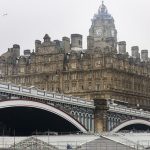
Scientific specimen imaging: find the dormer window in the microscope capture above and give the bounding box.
[43,34,51,42]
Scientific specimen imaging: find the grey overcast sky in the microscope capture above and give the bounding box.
[0,0,150,55]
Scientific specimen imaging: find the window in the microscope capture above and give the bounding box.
[20,67,25,73]
[88,72,92,79]
[50,75,54,81]
[95,61,101,67]
[88,82,92,90]
[82,85,84,90]
[96,71,101,78]
[78,73,83,79]
[65,84,69,91]
[51,85,54,91]
[71,74,77,80]
[71,63,76,69]
[72,83,77,91]
[96,84,100,91]
[79,83,84,90]
[64,74,69,80]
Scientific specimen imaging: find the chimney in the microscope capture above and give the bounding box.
[141,50,148,62]
[35,40,41,52]
[118,41,126,54]
[131,46,140,58]
[71,34,83,51]
[87,36,94,50]
[12,44,20,57]
[62,37,70,52]
[24,49,31,56]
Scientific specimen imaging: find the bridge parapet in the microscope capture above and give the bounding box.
[108,104,150,119]
[0,82,94,109]
[106,104,150,131]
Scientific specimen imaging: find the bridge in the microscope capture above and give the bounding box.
[106,101,150,132]
[0,82,150,135]
[0,82,95,135]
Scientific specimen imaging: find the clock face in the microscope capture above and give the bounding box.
[96,29,102,36]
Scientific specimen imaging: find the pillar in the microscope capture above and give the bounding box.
[94,99,108,132]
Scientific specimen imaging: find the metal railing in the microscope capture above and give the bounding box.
[108,104,150,119]
[0,135,141,150]
[0,82,94,109]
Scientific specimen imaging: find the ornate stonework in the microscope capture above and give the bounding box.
[1,2,150,132]
[89,1,117,48]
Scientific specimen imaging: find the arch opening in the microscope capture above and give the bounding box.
[112,119,150,133]
[119,124,150,132]
[0,100,86,136]
[0,107,80,136]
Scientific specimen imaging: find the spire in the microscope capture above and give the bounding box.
[91,1,113,22]
[98,1,107,14]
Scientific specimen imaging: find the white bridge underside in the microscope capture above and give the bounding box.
[112,119,150,132]
[0,100,87,133]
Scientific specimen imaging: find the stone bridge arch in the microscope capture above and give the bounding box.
[0,100,87,133]
[111,119,150,133]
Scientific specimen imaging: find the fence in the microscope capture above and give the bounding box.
[0,135,144,150]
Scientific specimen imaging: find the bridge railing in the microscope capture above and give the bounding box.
[0,82,95,108]
[108,104,150,119]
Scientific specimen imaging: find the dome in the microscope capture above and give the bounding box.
[98,1,108,14]
[91,1,113,21]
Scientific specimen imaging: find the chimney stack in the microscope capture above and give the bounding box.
[118,41,126,54]
[24,49,31,56]
[71,34,83,51]
[131,46,140,58]
[62,37,70,52]
[141,50,148,62]
[87,36,94,50]
[35,40,41,52]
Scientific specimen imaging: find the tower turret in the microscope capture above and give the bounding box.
[89,1,117,48]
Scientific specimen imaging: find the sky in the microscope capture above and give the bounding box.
[0,0,150,56]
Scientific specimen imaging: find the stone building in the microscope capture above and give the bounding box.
[1,2,150,132]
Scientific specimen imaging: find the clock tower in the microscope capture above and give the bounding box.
[89,1,117,49]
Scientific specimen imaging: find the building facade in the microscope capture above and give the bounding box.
[1,2,150,132]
